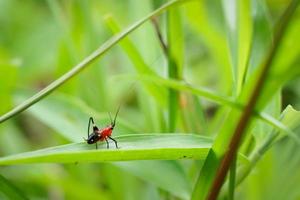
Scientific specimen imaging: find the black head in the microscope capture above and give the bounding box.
[86,133,100,144]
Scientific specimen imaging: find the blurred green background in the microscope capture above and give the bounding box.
[0,0,300,199]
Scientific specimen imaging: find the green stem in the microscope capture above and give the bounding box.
[228,155,237,200]
[167,8,182,132]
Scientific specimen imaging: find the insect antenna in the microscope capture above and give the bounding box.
[108,112,113,125]
[112,104,121,128]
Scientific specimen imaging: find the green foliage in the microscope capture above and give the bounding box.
[0,0,300,199]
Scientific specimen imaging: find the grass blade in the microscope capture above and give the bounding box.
[0,134,212,165]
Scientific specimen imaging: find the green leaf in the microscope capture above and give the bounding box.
[0,134,212,165]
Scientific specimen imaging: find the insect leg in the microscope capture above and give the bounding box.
[105,138,109,149]
[95,142,98,149]
[108,136,118,149]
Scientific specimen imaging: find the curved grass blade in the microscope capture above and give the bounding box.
[0,134,212,165]
[0,0,187,123]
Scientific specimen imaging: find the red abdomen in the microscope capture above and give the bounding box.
[98,127,113,141]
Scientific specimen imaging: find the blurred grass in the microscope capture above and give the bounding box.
[0,0,300,200]
[0,174,28,200]
[0,0,183,123]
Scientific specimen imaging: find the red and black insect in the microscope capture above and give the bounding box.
[85,107,120,149]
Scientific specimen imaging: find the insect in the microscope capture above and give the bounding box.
[85,106,120,149]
